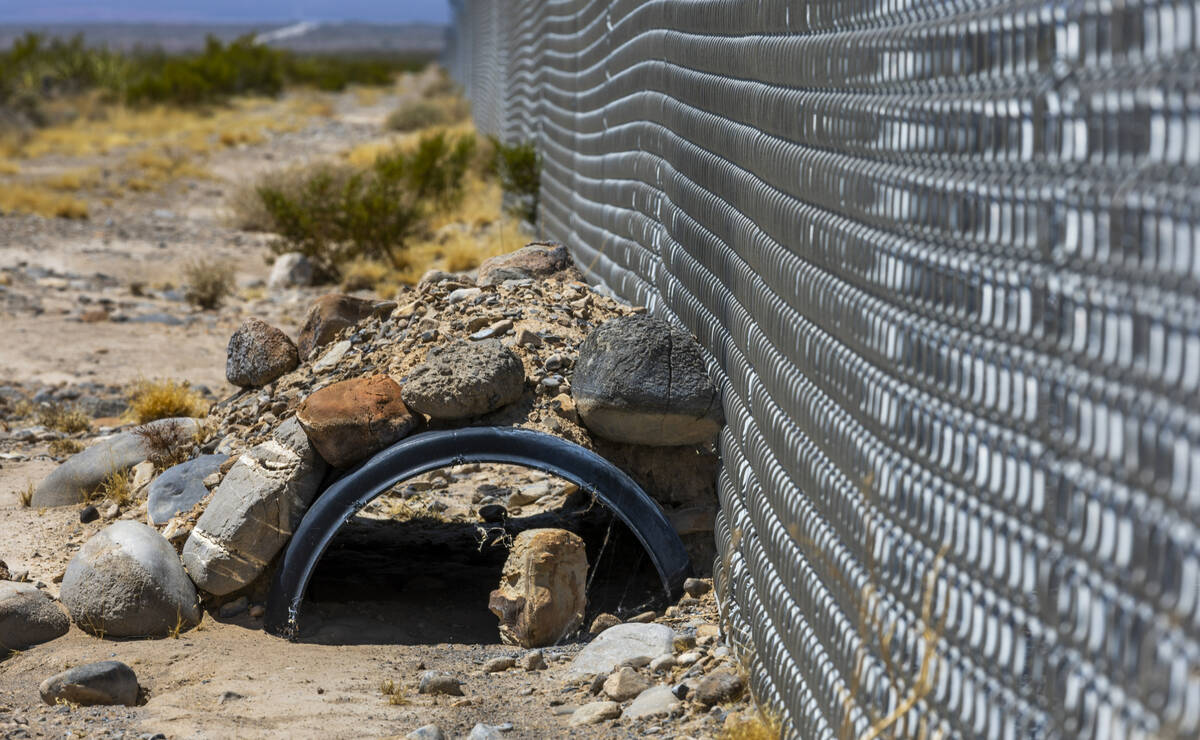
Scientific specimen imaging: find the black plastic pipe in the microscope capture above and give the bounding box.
[264,426,692,638]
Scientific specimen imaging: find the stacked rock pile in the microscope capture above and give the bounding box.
[3,243,727,691]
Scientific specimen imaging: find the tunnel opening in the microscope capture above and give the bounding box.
[264,427,691,643]
[296,464,665,645]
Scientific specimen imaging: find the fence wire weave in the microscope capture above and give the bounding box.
[448,1,1200,737]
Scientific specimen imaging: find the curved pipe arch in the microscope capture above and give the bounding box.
[265,427,692,638]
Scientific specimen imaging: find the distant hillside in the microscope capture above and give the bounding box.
[0,22,447,56]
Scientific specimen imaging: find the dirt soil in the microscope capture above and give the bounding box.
[0,82,748,739]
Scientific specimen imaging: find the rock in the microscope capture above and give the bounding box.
[218,690,245,704]
[467,724,506,740]
[311,340,351,373]
[695,672,745,705]
[569,701,621,727]
[477,243,570,287]
[226,318,299,388]
[469,319,513,341]
[483,656,515,673]
[296,375,417,468]
[590,613,620,634]
[478,504,507,523]
[682,578,712,598]
[629,610,658,623]
[622,685,681,720]
[297,294,395,359]
[447,287,481,304]
[182,419,326,596]
[32,418,202,507]
[514,328,542,347]
[649,655,677,673]
[520,649,547,671]
[603,667,652,702]
[267,253,314,290]
[79,504,99,523]
[146,455,227,525]
[488,529,586,648]
[130,461,155,492]
[572,316,723,446]
[39,661,139,707]
[218,596,248,618]
[100,502,120,519]
[61,521,200,637]
[677,651,702,666]
[405,725,446,740]
[0,561,8,581]
[0,581,69,650]
[418,671,463,696]
[565,623,675,679]
[402,340,525,420]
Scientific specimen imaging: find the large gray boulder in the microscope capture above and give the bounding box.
[60,521,201,637]
[147,454,227,525]
[401,340,525,420]
[0,581,69,651]
[182,418,326,596]
[32,417,203,508]
[564,623,675,679]
[39,661,139,706]
[226,318,299,388]
[572,316,723,446]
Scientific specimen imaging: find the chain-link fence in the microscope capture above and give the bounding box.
[447,1,1200,737]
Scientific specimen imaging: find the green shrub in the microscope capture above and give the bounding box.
[256,132,476,277]
[489,137,541,224]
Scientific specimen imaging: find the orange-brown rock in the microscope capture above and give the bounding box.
[476,242,570,287]
[295,375,417,468]
[297,294,396,359]
[488,528,587,647]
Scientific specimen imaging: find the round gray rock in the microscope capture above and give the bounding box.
[565,623,675,679]
[147,454,227,525]
[61,521,201,637]
[401,340,525,420]
[0,581,69,651]
[267,252,314,290]
[39,661,138,707]
[226,317,299,388]
[572,315,723,446]
[32,417,203,508]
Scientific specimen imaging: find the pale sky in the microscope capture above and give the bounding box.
[0,1,451,24]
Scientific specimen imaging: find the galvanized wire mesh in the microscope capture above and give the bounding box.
[448,1,1200,737]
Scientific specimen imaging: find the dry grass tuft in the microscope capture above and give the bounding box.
[183,259,235,310]
[378,679,410,705]
[48,439,86,457]
[385,96,470,133]
[126,379,208,424]
[95,468,133,506]
[0,185,89,219]
[0,159,19,175]
[18,483,34,507]
[340,258,398,293]
[36,403,91,434]
[44,168,100,192]
[134,419,197,471]
[719,710,783,740]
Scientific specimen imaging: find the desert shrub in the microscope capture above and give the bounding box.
[48,438,86,457]
[340,259,395,291]
[125,35,285,106]
[489,137,541,224]
[183,259,235,310]
[94,468,133,506]
[256,132,476,277]
[385,96,469,132]
[126,379,208,423]
[36,402,91,433]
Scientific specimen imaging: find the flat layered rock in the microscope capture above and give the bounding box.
[182,418,326,596]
